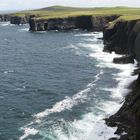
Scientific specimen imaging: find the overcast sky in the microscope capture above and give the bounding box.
[0,0,140,11]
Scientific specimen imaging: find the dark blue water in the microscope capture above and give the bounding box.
[0,22,133,140]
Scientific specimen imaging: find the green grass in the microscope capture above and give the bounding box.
[108,14,140,29]
[11,6,140,21]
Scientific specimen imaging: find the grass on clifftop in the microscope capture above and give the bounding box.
[11,6,140,21]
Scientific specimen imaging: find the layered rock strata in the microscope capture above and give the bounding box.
[29,15,118,31]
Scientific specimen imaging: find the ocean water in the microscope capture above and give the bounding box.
[0,22,138,140]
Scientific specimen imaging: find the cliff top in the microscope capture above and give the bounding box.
[11,6,140,21]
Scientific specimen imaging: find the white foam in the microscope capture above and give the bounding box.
[84,33,138,140]
[86,120,119,140]
[0,22,10,26]
[53,103,119,140]
[74,33,96,37]
[53,32,138,140]
[63,69,137,140]
[19,128,38,140]
[19,69,103,140]
[66,44,79,50]
[18,28,29,32]
[75,32,103,38]
[86,73,137,140]
[4,70,14,74]
[35,69,103,119]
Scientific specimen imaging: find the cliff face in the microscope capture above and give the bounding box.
[0,15,29,25]
[0,14,118,29]
[103,20,140,56]
[135,26,140,62]
[29,15,118,31]
[0,15,11,22]
[10,16,27,25]
[103,20,140,140]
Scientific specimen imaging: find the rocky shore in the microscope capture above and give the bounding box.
[103,19,140,140]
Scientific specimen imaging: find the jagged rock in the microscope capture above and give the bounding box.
[113,55,134,64]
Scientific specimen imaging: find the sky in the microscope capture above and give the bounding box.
[0,0,140,11]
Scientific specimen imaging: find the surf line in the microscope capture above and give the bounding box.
[19,69,103,140]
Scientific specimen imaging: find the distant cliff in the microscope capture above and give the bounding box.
[103,19,140,140]
[0,15,11,22]
[29,15,118,31]
[10,16,28,25]
[0,14,30,25]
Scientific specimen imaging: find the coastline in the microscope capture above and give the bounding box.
[0,10,140,139]
[88,36,138,140]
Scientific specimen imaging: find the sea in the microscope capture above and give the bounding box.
[0,22,138,140]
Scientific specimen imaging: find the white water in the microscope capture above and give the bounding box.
[18,27,29,32]
[19,69,103,140]
[19,32,138,140]
[0,21,10,26]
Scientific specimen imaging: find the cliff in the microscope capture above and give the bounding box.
[0,15,11,22]
[103,19,140,56]
[10,16,28,25]
[103,19,140,140]
[0,14,29,25]
[29,15,118,31]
